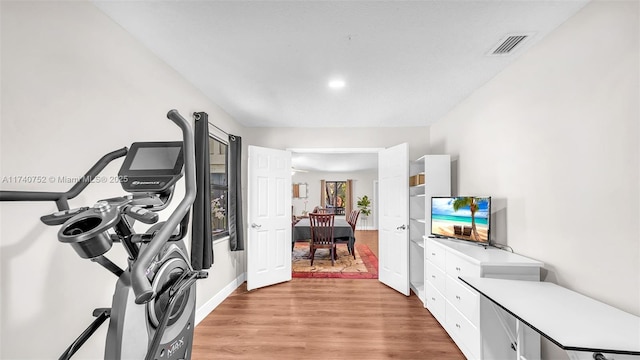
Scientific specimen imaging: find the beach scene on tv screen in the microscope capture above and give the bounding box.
[432,197,490,243]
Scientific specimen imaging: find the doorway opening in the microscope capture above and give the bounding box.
[289,148,380,278]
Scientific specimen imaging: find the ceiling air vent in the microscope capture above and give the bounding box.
[488,33,533,55]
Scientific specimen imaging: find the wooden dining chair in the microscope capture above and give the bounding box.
[348,210,360,232]
[311,206,329,214]
[309,213,335,266]
[346,210,359,258]
[334,210,359,259]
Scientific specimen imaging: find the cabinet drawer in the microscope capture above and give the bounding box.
[425,281,445,325]
[426,239,446,270]
[445,276,479,326]
[426,260,446,294]
[446,302,481,360]
[446,251,480,278]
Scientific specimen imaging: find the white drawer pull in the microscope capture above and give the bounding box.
[456,323,461,328]
[455,295,461,300]
[455,266,461,271]
[431,297,436,301]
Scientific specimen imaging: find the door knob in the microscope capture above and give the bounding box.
[397,224,406,230]
[251,223,262,229]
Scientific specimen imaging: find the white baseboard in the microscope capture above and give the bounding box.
[194,272,246,326]
[356,226,378,230]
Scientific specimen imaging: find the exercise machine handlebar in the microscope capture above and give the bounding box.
[0,148,128,211]
[131,109,196,304]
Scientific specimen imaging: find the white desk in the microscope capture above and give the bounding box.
[460,277,640,360]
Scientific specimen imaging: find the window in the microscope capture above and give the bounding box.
[324,181,346,215]
[210,136,228,239]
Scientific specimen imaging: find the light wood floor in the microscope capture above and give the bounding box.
[192,230,464,360]
[354,229,378,258]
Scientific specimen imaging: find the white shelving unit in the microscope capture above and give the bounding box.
[409,155,451,304]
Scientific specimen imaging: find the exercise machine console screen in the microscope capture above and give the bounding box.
[119,141,184,193]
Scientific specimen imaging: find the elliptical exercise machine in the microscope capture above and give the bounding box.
[0,110,207,360]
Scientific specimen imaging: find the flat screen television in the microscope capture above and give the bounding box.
[431,196,491,244]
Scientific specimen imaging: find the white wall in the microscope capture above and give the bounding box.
[245,126,431,162]
[1,1,245,359]
[429,1,639,358]
[292,169,377,229]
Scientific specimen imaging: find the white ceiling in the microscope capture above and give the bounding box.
[92,1,589,172]
[92,0,589,129]
[290,149,380,173]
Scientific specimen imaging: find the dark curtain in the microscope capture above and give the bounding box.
[191,111,213,270]
[228,134,244,251]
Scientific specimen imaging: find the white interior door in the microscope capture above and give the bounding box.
[378,143,409,295]
[247,146,292,291]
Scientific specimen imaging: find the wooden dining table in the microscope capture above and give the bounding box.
[292,218,355,256]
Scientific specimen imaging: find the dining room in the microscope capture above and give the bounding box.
[290,149,380,278]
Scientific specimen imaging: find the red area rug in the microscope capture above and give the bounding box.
[292,242,378,279]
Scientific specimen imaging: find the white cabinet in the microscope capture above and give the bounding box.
[409,155,451,303]
[425,237,543,360]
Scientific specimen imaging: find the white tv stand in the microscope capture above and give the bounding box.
[424,237,543,360]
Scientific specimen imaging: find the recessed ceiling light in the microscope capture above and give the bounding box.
[328,79,346,89]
